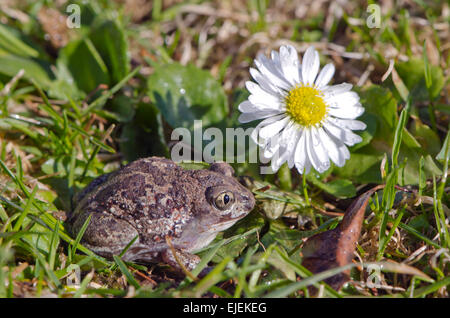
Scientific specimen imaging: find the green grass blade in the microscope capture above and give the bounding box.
[113,255,140,289]
[48,220,61,271]
[70,214,92,262]
[398,222,441,249]
[263,263,354,298]
[413,276,450,298]
[82,66,142,115]
[73,271,94,298]
[192,256,231,297]
[377,206,405,260]
[12,186,37,232]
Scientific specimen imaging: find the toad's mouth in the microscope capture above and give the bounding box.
[206,213,247,233]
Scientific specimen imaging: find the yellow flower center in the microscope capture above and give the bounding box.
[285,85,327,127]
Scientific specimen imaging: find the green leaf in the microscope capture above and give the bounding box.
[411,121,442,156]
[148,63,228,131]
[41,157,100,179]
[261,220,306,254]
[349,112,377,151]
[336,85,441,185]
[436,130,449,162]
[396,58,445,101]
[105,94,136,123]
[89,19,130,84]
[57,38,110,94]
[0,23,40,58]
[48,59,86,100]
[307,176,357,199]
[201,212,265,264]
[334,146,384,184]
[119,102,169,162]
[360,85,398,141]
[392,101,410,167]
[266,247,296,281]
[0,54,54,89]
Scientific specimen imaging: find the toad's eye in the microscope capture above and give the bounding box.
[214,192,235,210]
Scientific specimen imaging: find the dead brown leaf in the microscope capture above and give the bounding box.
[301,185,384,290]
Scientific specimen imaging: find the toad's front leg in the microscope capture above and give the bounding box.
[161,248,201,273]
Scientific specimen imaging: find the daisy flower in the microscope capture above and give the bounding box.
[238,45,366,174]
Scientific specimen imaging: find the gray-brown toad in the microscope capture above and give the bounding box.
[67,157,255,273]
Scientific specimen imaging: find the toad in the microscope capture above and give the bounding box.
[67,157,255,273]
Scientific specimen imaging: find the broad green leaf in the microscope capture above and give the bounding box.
[0,23,40,58]
[349,112,377,151]
[266,247,296,281]
[397,147,442,184]
[251,180,308,220]
[89,19,130,84]
[0,54,54,89]
[261,220,306,255]
[202,212,265,263]
[57,38,110,94]
[396,58,445,101]
[408,214,430,233]
[336,85,441,184]
[105,94,136,123]
[41,157,99,178]
[48,59,86,100]
[411,121,442,156]
[119,102,169,162]
[148,63,228,131]
[360,85,398,141]
[334,146,384,184]
[436,130,449,162]
[307,176,357,199]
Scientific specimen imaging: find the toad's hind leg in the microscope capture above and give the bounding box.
[70,212,141,259]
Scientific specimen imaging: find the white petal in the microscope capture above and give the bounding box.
[328,117,367,131]
[303,156,312,174]
[323,83,353,97]
[323,120,362,146]
[255,54,291,90]
[250,114,287,145]
[246,82,283,110]
[317,127,347,167]
[315,63,335,88]
[311,128,331,172]
[264,135,281,158]
[259,116,290,140]
[238,100,261,113]
[271,149,286,172]
[327,105,364,119]
[276,121,299,167]
[272,122,301,170]
[286,126,302,168]
[305,128,330,173]
[248,95,283,112]
[280,45,300,85]
[238,109,282,123]
[325,91,360,109]
[249,68,281,95]
[271,50,282,69]
[294,129,307,173]
[301,47,320,85]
